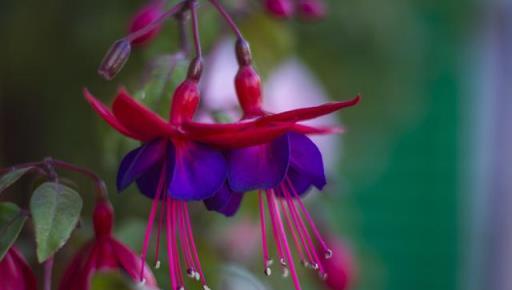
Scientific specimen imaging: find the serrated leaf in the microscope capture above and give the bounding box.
[0,202,27,261]
[30,182,82,262]
[0,167,32,194]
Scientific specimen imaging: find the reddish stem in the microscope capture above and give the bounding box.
[208,0,244,40]
[43,257,54,290]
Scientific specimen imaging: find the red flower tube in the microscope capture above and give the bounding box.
[0,247,37,290]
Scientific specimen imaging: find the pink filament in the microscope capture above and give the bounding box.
[265,190,285,261]
[266,190,302,290]
[139,163,167,281]
[178,203,196,273]
[282,184,324,273]
[286,178,330,254]
[154,198,166,266]
[165,198,177,289]
[182,203,207,285]
[258,191,270,266]
[279,197,306,262]
[171,201,184,287]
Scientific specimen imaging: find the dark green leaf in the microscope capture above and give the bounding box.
[0,202,27,261]
[0,167,32,194]
[30,182,82,262]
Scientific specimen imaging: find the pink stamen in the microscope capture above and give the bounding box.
[182,203,208,287]
[266,191,302,290]
[171,201,185,288]
[258,191,271,274]
[154,198,166,268]
[178,203,196,277]
[165,198,178,290]
[140,163,167,281]
[281,184,316,266]
[265,190,285,262]
[279,197,306,263]
[286,178,331,256]
[282,185,325,273]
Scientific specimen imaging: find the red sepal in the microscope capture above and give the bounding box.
[112,88,180,140]
[257,96,360,124]
[191,123,294,148]
[83,88,144,140]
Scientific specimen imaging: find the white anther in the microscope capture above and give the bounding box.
[155,260,161,269]
[264,267,272,276]
[325,249,333,259]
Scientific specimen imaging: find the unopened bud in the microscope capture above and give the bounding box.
[298,0,327,20]
[93,199,114,237]
[129,2,164,45]
[264,0,294,18]
[235,65,264,118]
[98,39,131,80]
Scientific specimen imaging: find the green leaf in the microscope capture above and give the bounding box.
[0,167,32,194]
[0,202,27,261]
[30,182,83,262]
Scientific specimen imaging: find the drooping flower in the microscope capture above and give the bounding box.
[0,247,37,290]
[58,200,158,290]
[204,39,359,290]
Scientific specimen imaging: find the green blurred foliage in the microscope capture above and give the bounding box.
[0,0,470,290]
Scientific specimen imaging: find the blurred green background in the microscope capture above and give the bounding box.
[0,0,478,290]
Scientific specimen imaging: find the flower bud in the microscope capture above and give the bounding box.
[170,79,200,124]
[97,39,131,80]
[235,65,264,118]
[128,1,164,45]
[93,199,114,237]
[264,0,294,18]
[0,247,37,290]
[298,0,327,20]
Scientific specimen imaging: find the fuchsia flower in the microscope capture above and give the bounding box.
[129,1,165,46]
[0,247,37,290]
[204,40,359,290]
[85,47,351,287]
[58,200,157,290]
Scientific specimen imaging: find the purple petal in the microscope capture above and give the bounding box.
[169,142,227,200]
[117,139,167,191]
[204,183,244,217]
[136,145,175,199]
[227,134,290,192]
[286,133,326,195]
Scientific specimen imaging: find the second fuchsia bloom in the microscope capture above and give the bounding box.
[0,247,37,290]
[58,200,157,290]
[204,39,359,290]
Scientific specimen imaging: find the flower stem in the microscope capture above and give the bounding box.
[43,257,54,290]
[189,0,202,58]
[0,158,109,199]
[208,0,244,40]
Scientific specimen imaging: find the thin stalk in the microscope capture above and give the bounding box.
[208,0,244,40]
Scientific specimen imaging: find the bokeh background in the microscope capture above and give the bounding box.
[1,0,510,289]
